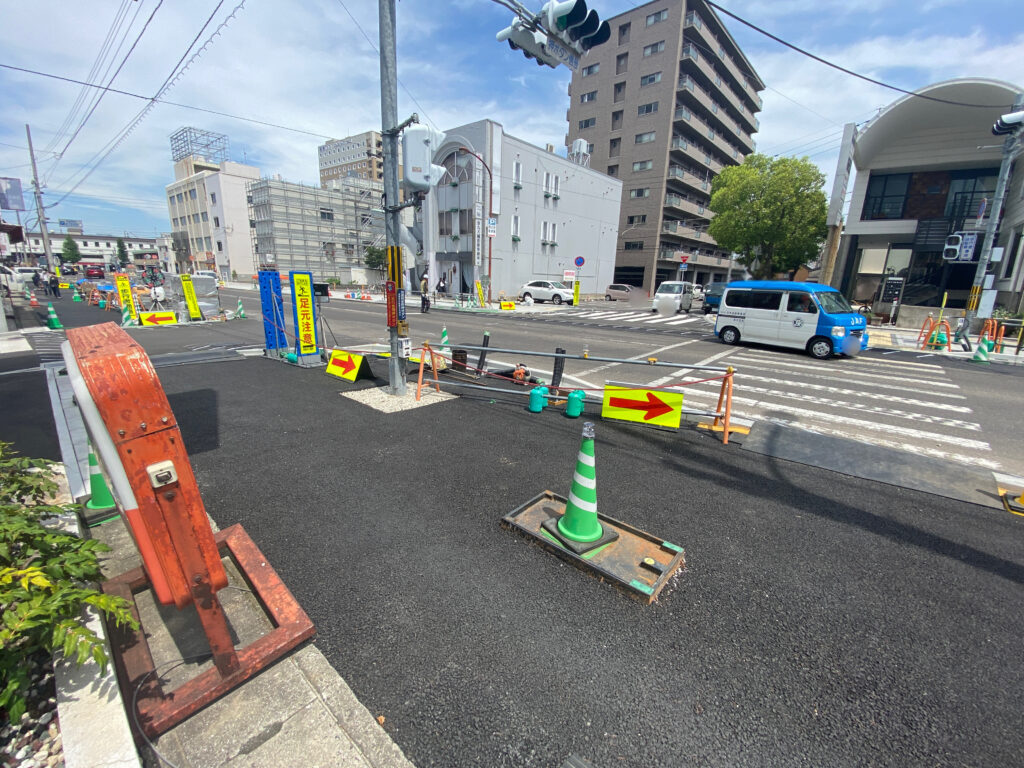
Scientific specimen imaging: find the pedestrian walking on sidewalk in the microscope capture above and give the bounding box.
[436,275,447,296]
[420,274,430,313]
[49,273,61,298]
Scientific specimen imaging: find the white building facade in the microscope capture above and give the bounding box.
[419,119,622,299]
[166,157,260,280]
[22,232,156,268]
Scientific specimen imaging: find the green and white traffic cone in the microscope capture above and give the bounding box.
[236,298,246,319]
[971,342,990,364]
[440,326,450,353]
[72,285,83,302]
[84,448,116,513]
[45,302,64,330]
[557,422,604,543]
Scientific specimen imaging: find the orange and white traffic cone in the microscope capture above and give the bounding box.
[29,290,39,307]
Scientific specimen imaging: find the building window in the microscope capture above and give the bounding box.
[176,193,184,204]
[646,9,668,25]
[192,213,200,223]
[213,216,220,227]
[552,176,560,196]
[638,102,659,116]
[611,111,623,131]
[635,131,656,144]
[210,192,217,204]
[630,188,650,198]
[216,241,223,252]
[511,215,521,237]
[204,237,212,250]
[633,160,653,172]
[640,72,662,87]
[578,117,596,130]
[320,207,334,221]
[542,221,550,242]
[627,214,647,225]
[106,241,111,247]
[201,211,208,222]
[609,137,621,157]
[189,189,197,200]
[616,53,628,74]
[624,241,644,250]
[618,22,630,44]
[513,161,522,185]
[544,172,552,193]
[862,173,910,220]
[587,143,595,153]
[608,165,619,177]
[643,41,665,57]
[582,63,599,77]
[580,90,597,103]
[613,82,626,103]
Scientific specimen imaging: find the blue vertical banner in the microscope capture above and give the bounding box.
[258,270,287,352]
[289,270,321,358]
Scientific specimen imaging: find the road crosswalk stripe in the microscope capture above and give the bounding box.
[643,314,688,324]
[727,355,961,389]
[673,379,980,431]
[664,316,699,325]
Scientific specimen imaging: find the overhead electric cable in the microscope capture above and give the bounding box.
[703,0,1009,109]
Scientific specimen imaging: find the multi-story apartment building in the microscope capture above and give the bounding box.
[21,232,156,267]
[565,0,764,292]
[165,156,260,280]
[247,176,384,283]
[318,131,384,187]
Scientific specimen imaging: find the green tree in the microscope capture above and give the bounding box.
[364,245,387,273]
[61,236,81,264]
[708,154,827,279]
[115,238,129,268]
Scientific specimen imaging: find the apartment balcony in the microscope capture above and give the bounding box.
[664,193,713,219]
[666,165,712,197]
[673,106,744,163]
[678,72,758,138]
[683,11,762,114]
[661,220,715,244]
[677,59,755,153]
[670,133,724,175]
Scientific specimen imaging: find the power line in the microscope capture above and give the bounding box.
[0,63,332,140]
[704,0,1010,109]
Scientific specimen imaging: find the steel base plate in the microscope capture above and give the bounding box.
[1002,493,1024,517]
[502,491,685,604]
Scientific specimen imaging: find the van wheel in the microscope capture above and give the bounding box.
[808,337,833,359]
[552,295,563,305]
[720,326,740,345]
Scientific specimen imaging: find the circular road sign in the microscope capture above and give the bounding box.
[574,256,585,267]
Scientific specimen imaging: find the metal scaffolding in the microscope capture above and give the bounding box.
[170,127,230,164]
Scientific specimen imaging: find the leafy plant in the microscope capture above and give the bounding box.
[0,443,138,723]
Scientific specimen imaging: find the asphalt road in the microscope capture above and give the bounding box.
[8,291,1024,767]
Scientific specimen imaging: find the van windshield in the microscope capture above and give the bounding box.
[656,283,684,295]
[817,291,854,314]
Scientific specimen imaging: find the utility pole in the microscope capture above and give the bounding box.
[965,94,1024,329]
[379,0,405,394]
[26,125,54,269]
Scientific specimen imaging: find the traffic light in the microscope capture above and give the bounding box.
[402,125,447,194]
[942,233,963,261]
[543,0,610,51]
[496,18,561,68]
[992,109,1024,136]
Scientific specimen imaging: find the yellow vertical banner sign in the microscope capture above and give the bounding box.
[179,274,203,320]
[115,275,138,321]
[475,280,486,307]
[291,272,318,355]
[573,280,580,306]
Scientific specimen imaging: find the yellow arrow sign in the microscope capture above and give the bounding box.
[601,385,683,429]
[326,349,364,381]
[139,311,178,327]
[500,301,516,310]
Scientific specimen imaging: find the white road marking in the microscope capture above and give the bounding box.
[647,348,740,386]
[643,314,688,324]
[727,355,961,389]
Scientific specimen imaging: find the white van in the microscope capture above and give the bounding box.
[650,281,694,314]
[715,281,869,359]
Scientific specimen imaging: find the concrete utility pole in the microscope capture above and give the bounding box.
[379,0,405,395]
[965,93,1024,329]
[25,125,54,269]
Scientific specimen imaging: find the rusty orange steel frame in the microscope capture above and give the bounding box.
[65,323,314,738]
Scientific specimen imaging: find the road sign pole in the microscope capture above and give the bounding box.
[379,0,405,394]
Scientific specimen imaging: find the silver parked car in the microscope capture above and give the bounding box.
[519,280,574,305]
[650,281,694,313]
[605,283,637,301]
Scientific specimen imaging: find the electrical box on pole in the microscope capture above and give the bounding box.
[402,125,447,194]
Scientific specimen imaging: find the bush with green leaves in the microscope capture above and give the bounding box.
[0,443,138,723]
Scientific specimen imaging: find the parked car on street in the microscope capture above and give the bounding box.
[650,280,694,313]
[519,280,574,305]
[84,265,105,279]
[702,282,726,314]
[604,283,637,301]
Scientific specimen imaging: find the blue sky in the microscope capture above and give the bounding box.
[0,0,1021,239]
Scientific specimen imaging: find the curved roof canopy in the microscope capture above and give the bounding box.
[854,79,1022,169]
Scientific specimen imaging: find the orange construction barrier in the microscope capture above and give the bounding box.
[65,323,314,737]
[710,366,737,445]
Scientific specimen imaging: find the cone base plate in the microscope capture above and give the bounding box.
[502,490,686,604]
[541,515,619,555]
[1002,493,1024,517]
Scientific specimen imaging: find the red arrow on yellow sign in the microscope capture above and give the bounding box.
[601,385,683,429]
[326,349,364,381]
[139,311,178,326]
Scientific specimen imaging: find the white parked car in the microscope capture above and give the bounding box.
[650,281,694,313]
[519,280,574,305]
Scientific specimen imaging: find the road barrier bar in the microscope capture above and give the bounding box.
[448,344,733,373]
